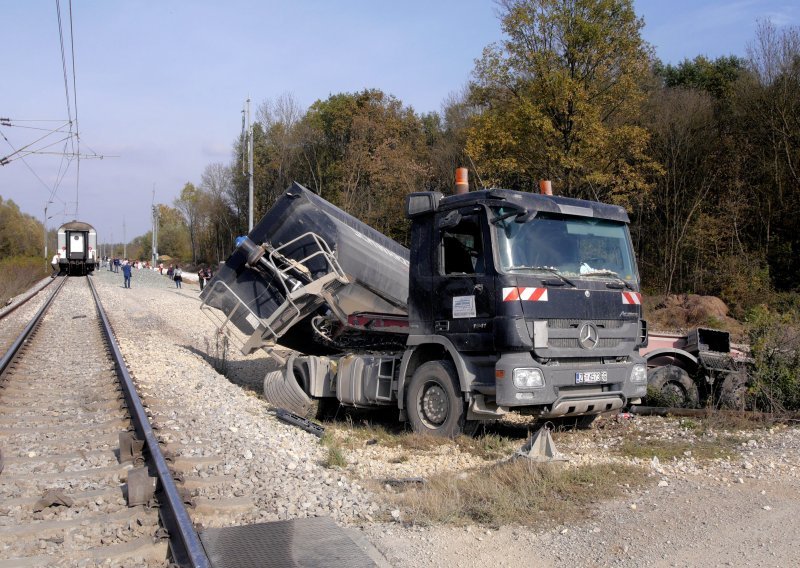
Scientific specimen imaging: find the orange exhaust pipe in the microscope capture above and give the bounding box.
[539,180,552,196]
[455,167,469,195]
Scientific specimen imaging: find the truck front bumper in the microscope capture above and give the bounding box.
[494,352,648,416]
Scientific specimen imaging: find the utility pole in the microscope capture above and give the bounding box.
[123,217,127,259]
[246,96,254,232]
[151,188,159,268]
[43,200,54,266]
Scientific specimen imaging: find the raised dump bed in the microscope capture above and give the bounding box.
[200,182,411,356]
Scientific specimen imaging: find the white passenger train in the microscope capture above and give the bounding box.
[57,221,97,275]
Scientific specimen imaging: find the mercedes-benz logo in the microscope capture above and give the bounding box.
[578,322,599,349]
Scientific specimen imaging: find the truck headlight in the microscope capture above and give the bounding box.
[513,368,544,389]
[630,364,647,384]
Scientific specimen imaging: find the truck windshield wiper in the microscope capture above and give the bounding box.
[508,265,576,287]
[581,269,635,290]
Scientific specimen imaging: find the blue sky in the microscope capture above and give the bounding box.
[2,0,799,244]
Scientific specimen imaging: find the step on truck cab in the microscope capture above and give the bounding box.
[201,179,649,436]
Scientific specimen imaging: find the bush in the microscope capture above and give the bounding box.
[746,305,800,413]
[0,256,47,306]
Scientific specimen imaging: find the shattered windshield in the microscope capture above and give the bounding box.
[492,208,639,286]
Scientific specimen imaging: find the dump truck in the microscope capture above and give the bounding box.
[200,176,650,436]
[642,328,750,409]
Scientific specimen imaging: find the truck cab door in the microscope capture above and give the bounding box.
[432,209,495,352]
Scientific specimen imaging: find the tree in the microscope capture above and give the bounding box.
[0,196,43,258]
[156,204,191,261]
[467,0,656,205]
[654,55,746,100]
[174,182,202,264]
[200,163,236,263]
[296,89,429,241]
[737,21,800,290]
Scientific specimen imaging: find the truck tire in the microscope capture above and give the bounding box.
[718,371,749,410]
[406,361,472,438]
[647,365,700,408]
[264,369,313,417]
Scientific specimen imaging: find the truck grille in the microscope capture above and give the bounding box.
[549,338,621,349]
[547,319,623,329]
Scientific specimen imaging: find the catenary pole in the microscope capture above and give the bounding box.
[247,96,254,232]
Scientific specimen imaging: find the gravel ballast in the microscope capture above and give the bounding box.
[87,266,800,567]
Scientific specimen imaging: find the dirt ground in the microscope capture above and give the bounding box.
[359,417,800,567]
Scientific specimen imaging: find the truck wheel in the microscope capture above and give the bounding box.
[647,365,700,408]
[406,361,470,438]
[264,368,313,417]
[718,371,749,410]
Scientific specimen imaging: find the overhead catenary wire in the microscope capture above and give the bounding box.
[68,0,80,216]
[0,129,68,204]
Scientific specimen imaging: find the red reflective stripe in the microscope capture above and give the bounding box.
[530,288,547,302]
[622,292,642,305]
[504,287,548,302]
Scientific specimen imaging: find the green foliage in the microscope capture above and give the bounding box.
[467,0,656,207]
[0,255,47,305]
[746,305,800,413]
[0,197,44,259]
[156,204,191,261]
[654,55,746,99]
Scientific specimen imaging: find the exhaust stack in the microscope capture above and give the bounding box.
[539,180,553,196]
[454,167,469,195]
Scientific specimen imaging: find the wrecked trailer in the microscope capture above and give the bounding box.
[201,182,411,358]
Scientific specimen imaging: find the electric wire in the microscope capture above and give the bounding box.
[69,0,80,216]
[0,128,68,204]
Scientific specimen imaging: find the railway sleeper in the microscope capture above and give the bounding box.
[0,536,169,568]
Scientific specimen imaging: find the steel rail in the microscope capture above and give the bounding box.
[86,275,210,568]
[0,275,57,321]
[0,275,67,376]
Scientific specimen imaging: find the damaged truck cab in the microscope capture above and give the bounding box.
[201,182,649,436]
[403,189,648,433]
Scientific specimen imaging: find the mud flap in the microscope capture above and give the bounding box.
[263,356,313,416]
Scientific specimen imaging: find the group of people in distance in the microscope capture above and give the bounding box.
[91,257,214,291]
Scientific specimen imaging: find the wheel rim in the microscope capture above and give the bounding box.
[418,381,448,428]
[662,381,690,407]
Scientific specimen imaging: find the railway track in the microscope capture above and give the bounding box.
[0,277,58,365]
[0,276,208,567]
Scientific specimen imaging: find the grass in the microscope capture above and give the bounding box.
[320,433,348,468]
[387,460,647,527]
[616,435,742,462]
[324,420,517,460]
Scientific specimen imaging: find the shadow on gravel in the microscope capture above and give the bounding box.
[182,343,593,442]
[182,344,274,396]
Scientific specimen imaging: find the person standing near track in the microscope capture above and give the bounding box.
[122,261,132,288]
[50,252,60,277]
[174,265,183,289]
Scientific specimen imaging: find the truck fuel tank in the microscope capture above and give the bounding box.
[201,183,410,356]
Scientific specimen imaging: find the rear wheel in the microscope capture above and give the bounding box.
[718,371,750,410]
[406,361,473,438]
[647,365,700,408]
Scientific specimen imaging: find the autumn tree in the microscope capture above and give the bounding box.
[200,162,236,263]
[174,182,203,265]
[0,197,43,258]
[155,204,191,261]
[467,0,655,205]
[296,89,429,241]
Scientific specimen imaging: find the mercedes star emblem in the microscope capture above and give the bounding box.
[578,322,599,349]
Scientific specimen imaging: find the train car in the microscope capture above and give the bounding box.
[57,221,97,275]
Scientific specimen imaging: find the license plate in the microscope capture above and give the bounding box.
[575,371,608,384]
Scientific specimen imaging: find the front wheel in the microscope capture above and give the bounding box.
[406,361,472,438]
[647,365,700,408]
